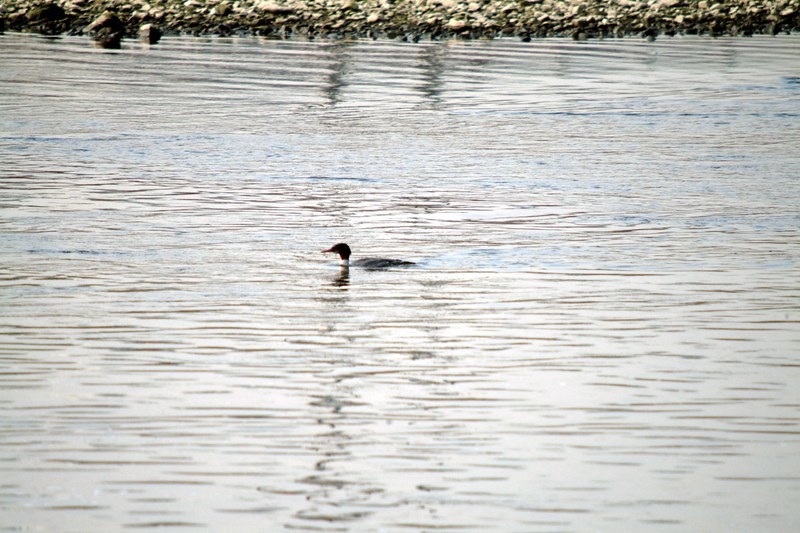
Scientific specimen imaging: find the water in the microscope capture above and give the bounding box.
[1,32,799,532]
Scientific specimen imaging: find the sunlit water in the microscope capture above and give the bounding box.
[1,32,799,532]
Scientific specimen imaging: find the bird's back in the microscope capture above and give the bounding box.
[352,257,415,269]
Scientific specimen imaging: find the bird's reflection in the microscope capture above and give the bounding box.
[331,265,350,287]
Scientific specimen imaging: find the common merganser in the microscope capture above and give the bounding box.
[322,243,415,269]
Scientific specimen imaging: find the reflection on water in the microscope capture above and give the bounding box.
[1,33,799,532]
[331,266,351,287]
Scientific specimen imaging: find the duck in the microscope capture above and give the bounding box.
[322,243,415,269]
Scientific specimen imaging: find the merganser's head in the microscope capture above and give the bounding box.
[322,243,352,264]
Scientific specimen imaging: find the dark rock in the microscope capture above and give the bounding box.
[24,3,67,35]
[27,3,65,24]
[139,23,161,44]
[93,27,122,48]
[86,11,125,35]
[215,23,233,36]
[642,27,658,41]
[86,12,125,48]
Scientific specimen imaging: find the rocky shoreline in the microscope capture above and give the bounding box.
[1,0,799,42]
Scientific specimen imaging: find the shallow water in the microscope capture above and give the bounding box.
[1,32,799,532]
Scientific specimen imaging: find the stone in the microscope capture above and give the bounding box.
[86,12,125,47]
[28,4,66,23]
[139,23,161,43]
[255,1,294,14]
[4,0,799,40]
[215,3,232,16]
[445,18,469,31]
[86,11,125,35]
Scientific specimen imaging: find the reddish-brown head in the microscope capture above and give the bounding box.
[322,243,352,260]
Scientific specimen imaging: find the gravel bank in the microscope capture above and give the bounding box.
[2,0,799,40]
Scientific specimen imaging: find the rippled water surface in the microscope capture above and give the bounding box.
[1,32,800,532]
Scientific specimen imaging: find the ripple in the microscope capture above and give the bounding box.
[1,32,799,533]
